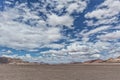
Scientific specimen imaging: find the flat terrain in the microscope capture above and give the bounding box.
[0,63,120,80]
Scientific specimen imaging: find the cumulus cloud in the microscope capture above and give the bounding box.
[97,31,120,41]
[40,42,104,62]
[0,0,120,63]
[0,49,13,55]
[0,14,62,50]
[66,1,87,14]
[85,0,120,26]
[81,26,110,39]
[0,0,88,50]
[0,25,62,50]
[83,0,120,43]
[47,14,74,27]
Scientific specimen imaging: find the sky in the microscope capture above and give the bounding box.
[0,0,120,64]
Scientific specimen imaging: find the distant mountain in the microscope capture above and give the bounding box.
[105,57,120,63]
[84,59,104,63]
[1,56,120,64]
[0,57,29,64]
[83,57,120,63]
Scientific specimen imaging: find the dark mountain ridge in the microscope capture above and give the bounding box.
[0,57,28,64]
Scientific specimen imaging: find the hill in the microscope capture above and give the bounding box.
[0,57,28,64]
[83,56,120,63]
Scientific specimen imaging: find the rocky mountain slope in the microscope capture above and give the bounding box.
[84,56,120,63]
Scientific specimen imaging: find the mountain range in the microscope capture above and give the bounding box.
[0,57,29,64]
[1,57,120,64]
[84,57,120,63]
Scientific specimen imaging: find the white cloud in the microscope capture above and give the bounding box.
[2,40,120,64]
[85,0,120,26]
[91,54,101,58]
[47,14,74,27]
[0,0,120,64]
[42,43,64,49]
[82,26,110,37]
[0,18,62,50]
[83,0,120,55]
[97,31,120,41]
[40,41,103,59]
[67,1,87,14]
[0,0,88,51]
[0,50,13,54]
[25,54,32,58]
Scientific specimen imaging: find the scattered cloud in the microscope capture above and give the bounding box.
[47,14,74,27]
[97,30,120,41]
[0,17,62,50]
[0,0,120,63]
[85,0,120,26]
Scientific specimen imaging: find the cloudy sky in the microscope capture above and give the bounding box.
[0,0,120,64]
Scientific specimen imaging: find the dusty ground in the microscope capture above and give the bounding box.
[0,63,120,80]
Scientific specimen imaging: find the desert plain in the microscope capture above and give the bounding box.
[0,63,120,80]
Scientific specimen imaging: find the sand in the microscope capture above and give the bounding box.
[0,63,120,80]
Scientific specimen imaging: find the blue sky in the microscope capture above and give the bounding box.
[0,0,120,64]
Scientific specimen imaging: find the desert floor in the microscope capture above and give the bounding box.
[0,63,120,80]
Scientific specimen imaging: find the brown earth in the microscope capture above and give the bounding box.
[0,63,120,80]
[0,57,120,80]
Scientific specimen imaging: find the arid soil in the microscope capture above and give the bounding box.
[0,63,120,80]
